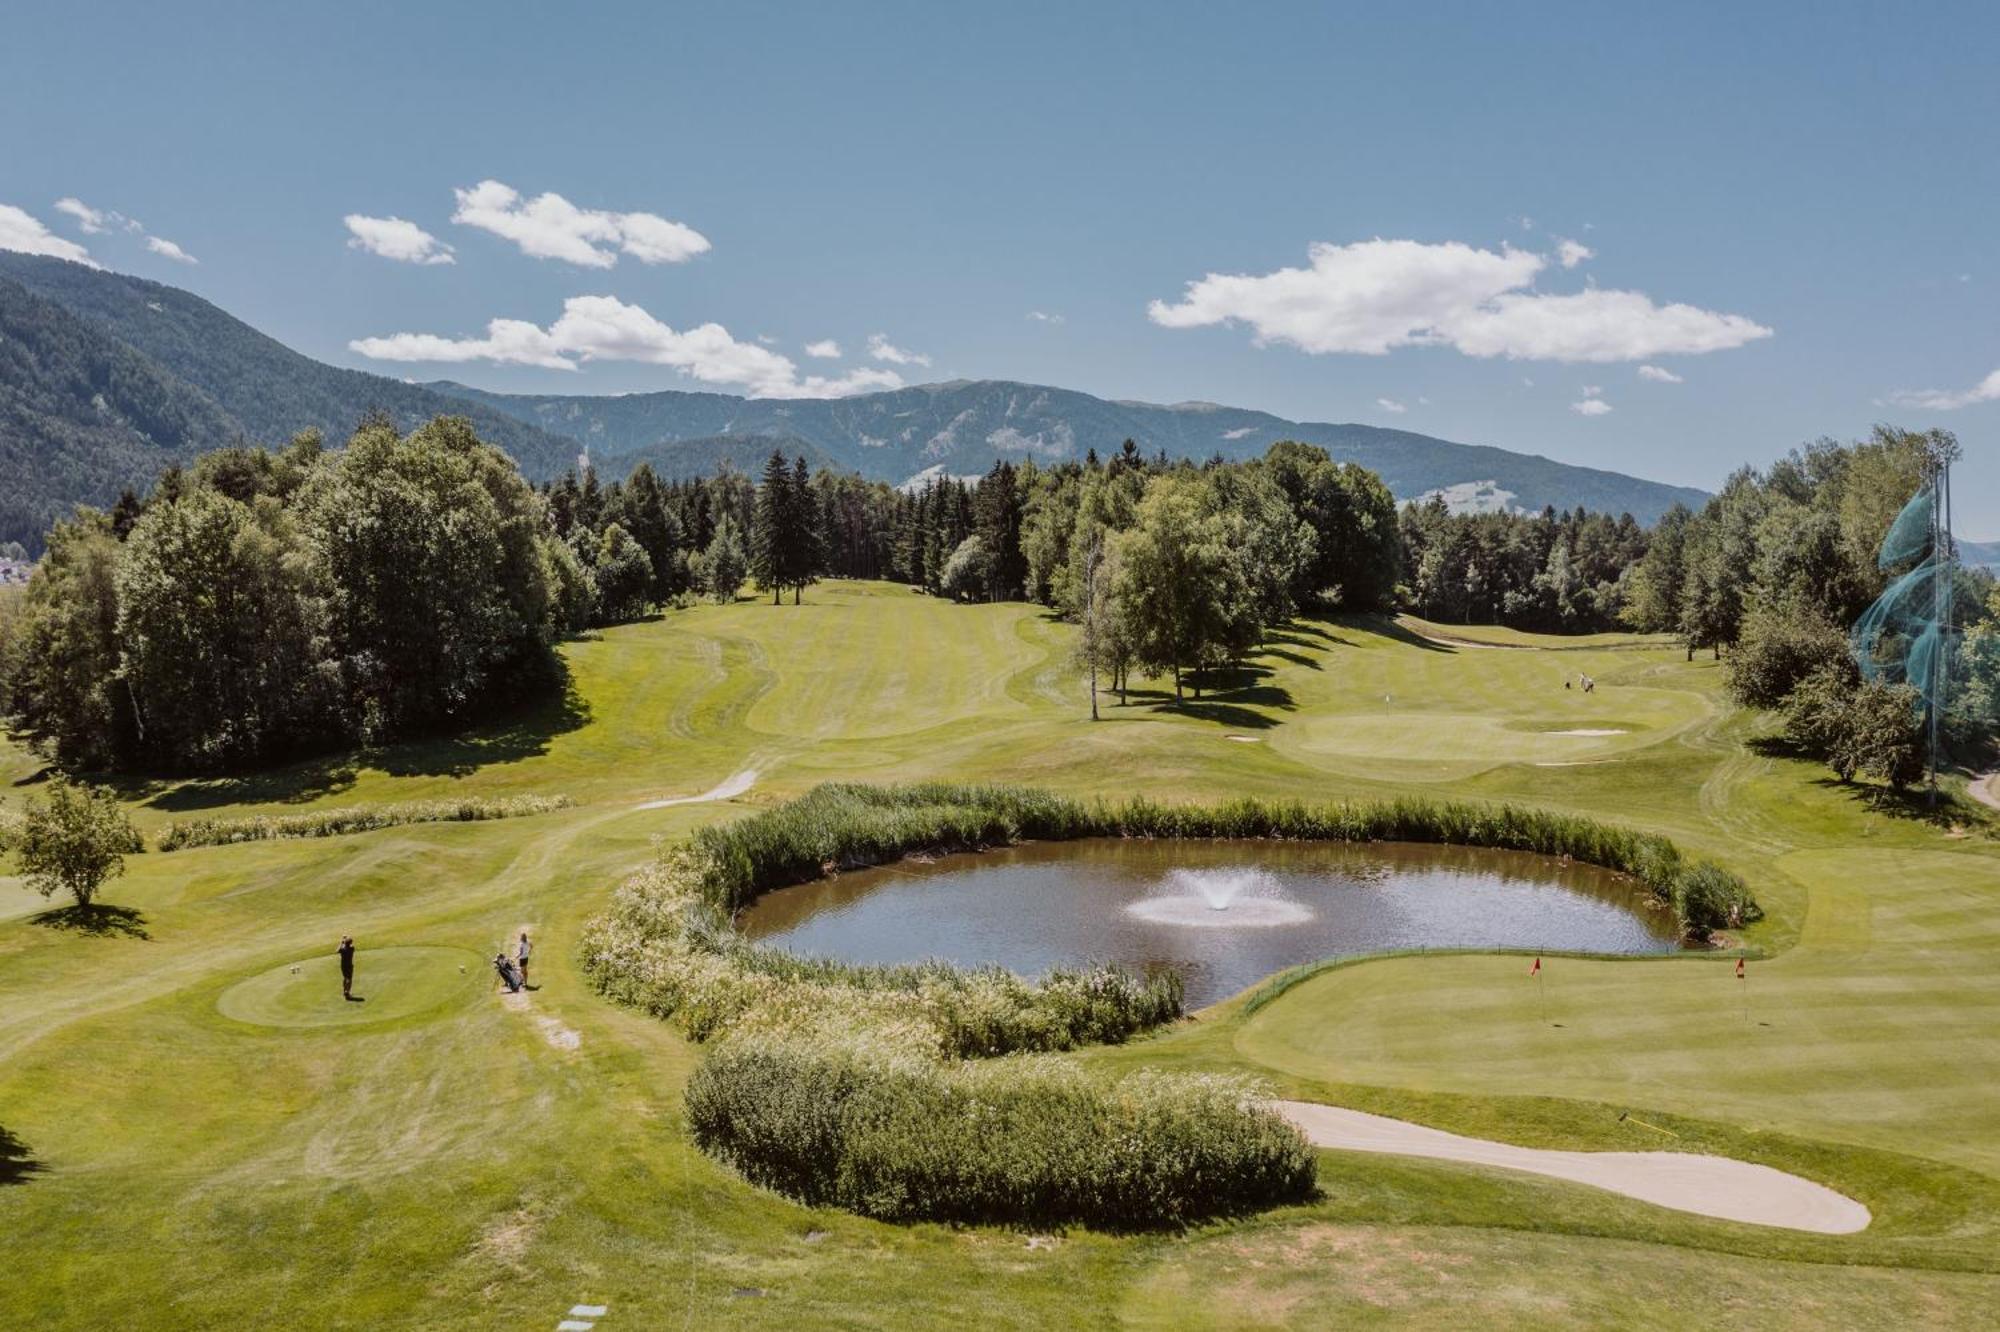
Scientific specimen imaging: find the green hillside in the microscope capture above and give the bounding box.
[0,276,243,552]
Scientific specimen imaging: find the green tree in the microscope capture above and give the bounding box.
[750,450,792,604]
[698,514,749,603]
[789,455,822,603]
[1725,605,1852,710]
[10,778,138,909]
[301,417,562,739]
[938,535,994,602]
[0,513,129,768]
[592,522,655,624]
[1112,475,1254,701]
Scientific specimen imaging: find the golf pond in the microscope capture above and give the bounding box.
[738,839,1683,1009]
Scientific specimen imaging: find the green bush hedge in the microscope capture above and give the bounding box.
[685,782,1759,938]
[686,1039,1317,1229]
[158,794,573,851]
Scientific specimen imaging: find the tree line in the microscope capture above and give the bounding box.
[0,416,587,773]
[1620,427,1997,788]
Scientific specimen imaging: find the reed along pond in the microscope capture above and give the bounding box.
[737,839,1682,1008]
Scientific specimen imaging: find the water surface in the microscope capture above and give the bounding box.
[739,839,1679,1008]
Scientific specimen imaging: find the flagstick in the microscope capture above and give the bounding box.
[1537,965,1547,1024]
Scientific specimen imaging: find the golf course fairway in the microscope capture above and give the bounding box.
[3,581,1998,1328]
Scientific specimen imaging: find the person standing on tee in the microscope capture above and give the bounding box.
[338,935,356,1000]
[516,932,532,986]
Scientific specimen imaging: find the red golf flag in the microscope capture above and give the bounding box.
[1529,956,1541,977]
[1736,958,1745,979]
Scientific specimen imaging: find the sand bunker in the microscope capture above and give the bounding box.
[1548,728,1627,737]
[1273,1101,1869,1234]
[636,768,757,810]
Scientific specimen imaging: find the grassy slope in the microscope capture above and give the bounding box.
[2,580,1997,1329]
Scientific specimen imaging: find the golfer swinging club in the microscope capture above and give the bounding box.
[337,934,356,1001]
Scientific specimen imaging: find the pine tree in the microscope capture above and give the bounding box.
[751,449,790,604]
[788,455,821,604]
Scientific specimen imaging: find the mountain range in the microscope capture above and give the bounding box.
[0,251,1710,554]
[437,379,1710,520]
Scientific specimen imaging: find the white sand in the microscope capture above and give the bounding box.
[636,768,758,809]
[1548,728,1627,736]
[1272,1101,1869,1234]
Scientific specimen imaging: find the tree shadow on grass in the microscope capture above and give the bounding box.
[1122,666,1297,731]
[29,902,151,939]
[0,1126,42,1185]
[1745,736,1990,830]
[371,677,592,779]
[1358,613,1460,653]
[1809,776,1989,831]
[137,672,592,811]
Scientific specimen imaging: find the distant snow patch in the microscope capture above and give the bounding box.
[1414,480,1519,515]
[1221,426,1259,440]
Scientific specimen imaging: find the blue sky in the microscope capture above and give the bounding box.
[4,0,1996,533]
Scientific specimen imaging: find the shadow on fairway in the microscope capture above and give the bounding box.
[138,674,591,810]
[0,1126,42,1185]
[1747,738,1993,831]
[1125,667,1296,731]
[373,679,591,779]
[29,903,151,940]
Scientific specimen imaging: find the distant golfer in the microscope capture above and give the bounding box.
[516,931,533,985]
[337,935,356,1000]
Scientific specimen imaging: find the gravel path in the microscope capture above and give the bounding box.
[1272,1101,1870,1234]
[635,768,758,810]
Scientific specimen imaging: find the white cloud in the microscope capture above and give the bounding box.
[451,180,709,268]
[53,197,109,233]
[1148,238,1771,364]
[1637,364,1684,383]
[1375,397,1407,414]
[1883,367,2000,412]
[0,204,97,266]
[145,235,197,264]
[350,294,904,399]
[1571,397,1614,416]
[867,333,931,367]
[803,339,842,359]
[1555,238,1594,268]
[345,214,455,265]
[1027,310,1065,324]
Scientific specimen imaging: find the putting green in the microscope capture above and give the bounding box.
[216,946,484,1029]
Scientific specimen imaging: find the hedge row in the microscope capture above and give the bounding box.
[158,794,574,851]
[686,782,1760,938]
[685,1039,1317,1230]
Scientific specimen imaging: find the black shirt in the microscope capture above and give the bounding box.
[337,941,355,972]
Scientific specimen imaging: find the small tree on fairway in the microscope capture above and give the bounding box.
[1113,476,1253,701]
[11,778,138,909]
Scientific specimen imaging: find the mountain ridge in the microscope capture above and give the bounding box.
[434,378,1711,522]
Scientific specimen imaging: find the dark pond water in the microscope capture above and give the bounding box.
[737,839,1681,1008]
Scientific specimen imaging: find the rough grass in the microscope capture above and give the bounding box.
[1,580,1997,1327]
[157,794,574,850]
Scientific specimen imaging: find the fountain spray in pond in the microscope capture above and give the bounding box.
[1125,867,1315,928]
